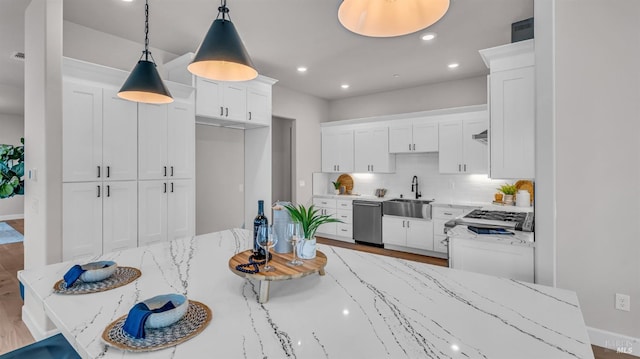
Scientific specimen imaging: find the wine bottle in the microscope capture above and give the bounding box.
[253,200,268,260]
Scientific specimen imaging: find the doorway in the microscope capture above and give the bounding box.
[272,116,295,204]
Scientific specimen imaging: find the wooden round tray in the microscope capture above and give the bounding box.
[336,174,354,194]
[228,250,327,281]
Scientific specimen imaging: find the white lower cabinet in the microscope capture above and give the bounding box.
[63,181,137,261]
[383,216,434,251]
[313,197,353,241]
[138,180,195,247]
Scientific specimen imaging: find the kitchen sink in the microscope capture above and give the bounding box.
[383,198,433,219]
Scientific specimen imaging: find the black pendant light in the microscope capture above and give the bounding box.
[118,0,173,104]
[188,0,258,82]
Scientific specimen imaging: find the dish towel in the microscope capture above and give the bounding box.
[123,301,176,339]
[62,265,86,288]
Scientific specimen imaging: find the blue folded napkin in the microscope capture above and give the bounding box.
[62,265,85,288]
[123,301,176,339]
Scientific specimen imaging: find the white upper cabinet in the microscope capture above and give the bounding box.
[439,111,488,174]
[222,82,248,122]
[139,101,195,181]
[389,119,438,153]
[195,77,246,122]
[102,89,138,181]
[63,82,103,182]
[480,39,535,179]
[246,86,271,126]
[354,126,395,173]
[321,128,354,173]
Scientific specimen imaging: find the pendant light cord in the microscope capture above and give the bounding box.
[144,0,149,61]
[217,0,231,21]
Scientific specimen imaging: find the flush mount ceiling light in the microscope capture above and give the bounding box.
[188,0,258,81]
[118,0,173,104]
[297,66,308,73]
[338,0,450,37]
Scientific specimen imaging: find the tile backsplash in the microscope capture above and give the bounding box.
[313,153,517,204]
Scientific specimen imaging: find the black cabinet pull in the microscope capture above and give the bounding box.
[171,182,174,193]
[97,185,101,198]
[225,107,229,117]
[97,166,101,178]
[464,164,467,172]
[409,144,411,151]
[107,185,110,197]
[106,166,110,178]
[171,166,174,177]
[164,166,167,177]
[458,164,462,172]
[164,183,167,193]
[413,144,416,151]
[220,106,224,116]
[248,111,252,120]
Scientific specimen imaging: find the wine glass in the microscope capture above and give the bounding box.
[285,222,303,266]
[257,225,277,272]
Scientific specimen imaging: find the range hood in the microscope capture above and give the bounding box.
[472,130,488,144]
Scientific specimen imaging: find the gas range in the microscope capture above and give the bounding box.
[448,209,535,232]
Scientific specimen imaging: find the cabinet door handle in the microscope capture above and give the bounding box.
[225,107,229,117]
[407,221,410,228]
[164,182,167,193]
[458,164,462,172]
[171,182,174,193]
[441,239,449,246]
[413,144,416,151]
[171,166,174,177]
[371,165,374,172]
[248,111,252,120]
[464,164,467,172]
[402,220,405,228]
[164,166,167,177]
[444,212,453,216]
[107,185,110,197]
[220,106,224,116]
[97,185,101,198]
[409,144,412,151]
[97,166,101,178]
[106,166,110,178]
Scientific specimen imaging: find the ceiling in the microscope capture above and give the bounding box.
[0,0,533,114]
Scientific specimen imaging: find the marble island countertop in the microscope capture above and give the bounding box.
[19,229,591,359]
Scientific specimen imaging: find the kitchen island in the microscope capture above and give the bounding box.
[19,229,593,358]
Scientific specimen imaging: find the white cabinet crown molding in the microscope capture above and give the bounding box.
[479,39,534,72]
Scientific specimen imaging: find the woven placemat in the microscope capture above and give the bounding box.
[53,267,141,295]
[102,300,212,352]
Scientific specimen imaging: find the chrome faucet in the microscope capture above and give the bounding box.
[411,176,422,199]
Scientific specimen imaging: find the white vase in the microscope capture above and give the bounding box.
[503,194,514,204]
[297,237,317,259]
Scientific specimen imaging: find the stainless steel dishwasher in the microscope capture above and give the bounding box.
[353,200,383,246]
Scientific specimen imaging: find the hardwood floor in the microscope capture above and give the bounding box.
[0,219,34,355]
[0,222,630,357]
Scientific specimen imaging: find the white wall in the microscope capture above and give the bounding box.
[315,153,505,204]
[272,116,293,203]
[554,0,640,340]
[63,21,178,75]
[329,76,487,121]
[0,113,24,219]
[272,85,329,206]
[195,125,244,234]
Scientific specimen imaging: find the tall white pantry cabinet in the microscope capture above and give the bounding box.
[62,58,195,261]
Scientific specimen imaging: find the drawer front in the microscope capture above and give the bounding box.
[434,234,448,254]
[336,209,352,223]
[336,223,353,238]
[313,197,337,208]
[432,207,464,219]
[336,199,353,210]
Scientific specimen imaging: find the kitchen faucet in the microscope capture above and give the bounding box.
[411,176,422,199]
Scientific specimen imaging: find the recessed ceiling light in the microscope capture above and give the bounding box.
[341,84,350,89]
[393,74,400,78]
[448,63,459,69]
[297,66,307,73]
[421,33,436,41]
[122,0,134,2]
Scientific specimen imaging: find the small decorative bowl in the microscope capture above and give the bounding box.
[79,261,118,283]
[143,294,189,329]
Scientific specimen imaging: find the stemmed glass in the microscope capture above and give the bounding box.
[285,222,304,266]
[257,225,277,272]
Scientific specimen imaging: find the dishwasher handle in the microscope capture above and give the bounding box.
[353,201,381,207]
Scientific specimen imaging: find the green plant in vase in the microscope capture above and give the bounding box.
[284,204,342,259]
[331,180,341,194]
[0,138,25,199]
[497,183,517,204]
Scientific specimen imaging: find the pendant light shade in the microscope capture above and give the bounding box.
[338,0,450,38]
[118,60,173,104]
[188,1,258,81]
[118,0,173,104]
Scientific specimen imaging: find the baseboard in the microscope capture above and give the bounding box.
[21,305,59,341]
[588,326,639,357]
[0,213,24,221]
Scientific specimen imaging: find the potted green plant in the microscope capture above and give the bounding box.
[0,138,25,199]
[497,183,517,204]
[331,180,341,195]
[284,203,342,259]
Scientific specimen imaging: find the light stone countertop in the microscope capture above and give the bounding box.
[19,229,591,359]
